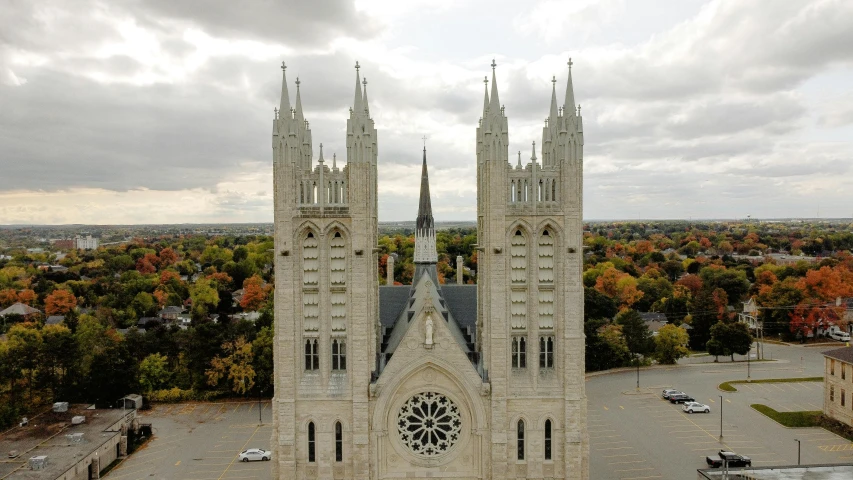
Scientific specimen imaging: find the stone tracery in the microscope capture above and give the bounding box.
[397,392,462,457]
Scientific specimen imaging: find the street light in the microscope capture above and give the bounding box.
[636,354,640,391]
[719,395,724,440]
[795,438,801,465]
[747,341,751,381]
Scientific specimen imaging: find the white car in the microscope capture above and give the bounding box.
[830,331,851,342]
[238,448,271,462]
[682,402,710,414]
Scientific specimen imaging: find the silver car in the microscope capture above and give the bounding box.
[238,448,271,462]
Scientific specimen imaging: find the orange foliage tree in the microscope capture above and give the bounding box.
[17,289,36,305]
[240,275,268,311]
[594,267,644,310]
[45,289,78,316]
[0,288,18,308]
[790,265,853,336]
[158,247,179,267]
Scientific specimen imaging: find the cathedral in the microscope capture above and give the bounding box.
[270,58,588,480]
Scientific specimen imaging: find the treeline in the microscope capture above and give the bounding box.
[0,220,851,429]
[0,235,275,429]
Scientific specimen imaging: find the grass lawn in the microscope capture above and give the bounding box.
[719,377,823,392]
[750,404,822,427]
[751,404,853,442]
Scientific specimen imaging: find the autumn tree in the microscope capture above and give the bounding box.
[653,324,690,364]
[158,247,179,267]
[240,275,267,311]
[594,267,644,310]
[45,289,78,316]
[206,337,255,395]
[0,289,17,308]
[17,289,36,305]
[190,278,219,321]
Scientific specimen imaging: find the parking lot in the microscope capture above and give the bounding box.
[106,343,850,480]
[105,401,272,480]
[588,342,852,479]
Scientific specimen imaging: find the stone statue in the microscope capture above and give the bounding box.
[425,315,434,345]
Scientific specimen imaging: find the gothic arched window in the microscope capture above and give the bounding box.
[545,419,552,460]
[308,422,316,462]
[335,421,343,462]
[517,420,525,460]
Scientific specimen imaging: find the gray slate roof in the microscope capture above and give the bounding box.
[0,302,40,316]
[824,346,853,364]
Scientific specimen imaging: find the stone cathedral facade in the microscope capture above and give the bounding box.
[271,59,588,480]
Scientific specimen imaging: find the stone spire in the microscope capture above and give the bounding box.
[563,57,575,117]
[362,77,370,116]
[482,76,489,115]
[531,141,537,162]
[279,61,291,116]
[294,77,304,122]
[414,146,438,264]
[489,59,500,114]
[549,75,559,121]
[353,61,364,115]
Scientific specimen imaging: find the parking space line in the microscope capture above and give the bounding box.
[602,453,640,458]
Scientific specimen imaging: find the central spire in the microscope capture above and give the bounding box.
[414,146,437,264]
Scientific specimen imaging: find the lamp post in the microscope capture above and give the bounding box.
[747,342,751,381]
[258,385,262,425]
[719,395,724,440]
[636,354,640,391]
[795,438,801,465]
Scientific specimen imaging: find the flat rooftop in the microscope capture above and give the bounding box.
[0,405,133,479]
[698,464,853,479]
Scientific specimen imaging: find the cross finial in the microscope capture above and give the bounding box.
[355,61,360,72]
[484,76,488,85]
[281,61,286,71]
[545,118,549,126]
[568,57,573,70]
[577,104,581,115]
[363,77,367,86]
[295,76,300,88]
[274,107,278,119]
[552,75,557,85]
[491,58,497,70]
[559,106,563,115]
[422,135,428,149]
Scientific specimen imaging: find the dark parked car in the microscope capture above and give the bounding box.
[706,450,752,468]
[668,393,695,404]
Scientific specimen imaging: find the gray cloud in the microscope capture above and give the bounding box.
[128,0,380,47]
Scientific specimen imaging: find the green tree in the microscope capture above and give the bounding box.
[190,278,219,320]
[252,327,274,395]
[615,309,654,360]
[139,353,171,392]
[653,324,689,364]
[707,321,753,362]
[688,287,717,350]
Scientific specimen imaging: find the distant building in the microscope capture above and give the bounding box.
[0,404,136,480]
[74,235,99,250]
[45,316,65,326]
[698,464,853,479]
[0,302,41,318]
[823,346,853,427]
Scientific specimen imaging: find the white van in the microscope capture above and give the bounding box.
[829,330,851,342]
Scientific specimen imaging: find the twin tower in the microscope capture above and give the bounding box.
[271,59,587,480]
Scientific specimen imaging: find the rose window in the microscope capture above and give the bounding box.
[397,392,462,457]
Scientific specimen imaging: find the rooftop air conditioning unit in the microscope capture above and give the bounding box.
[29,456,48,470]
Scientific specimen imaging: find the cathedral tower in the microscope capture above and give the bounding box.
[476,59,588,479]
[271,61,379,480]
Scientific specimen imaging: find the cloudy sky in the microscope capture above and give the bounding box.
[2,0,852,225]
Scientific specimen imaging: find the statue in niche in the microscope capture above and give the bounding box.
[425,315,434,345]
